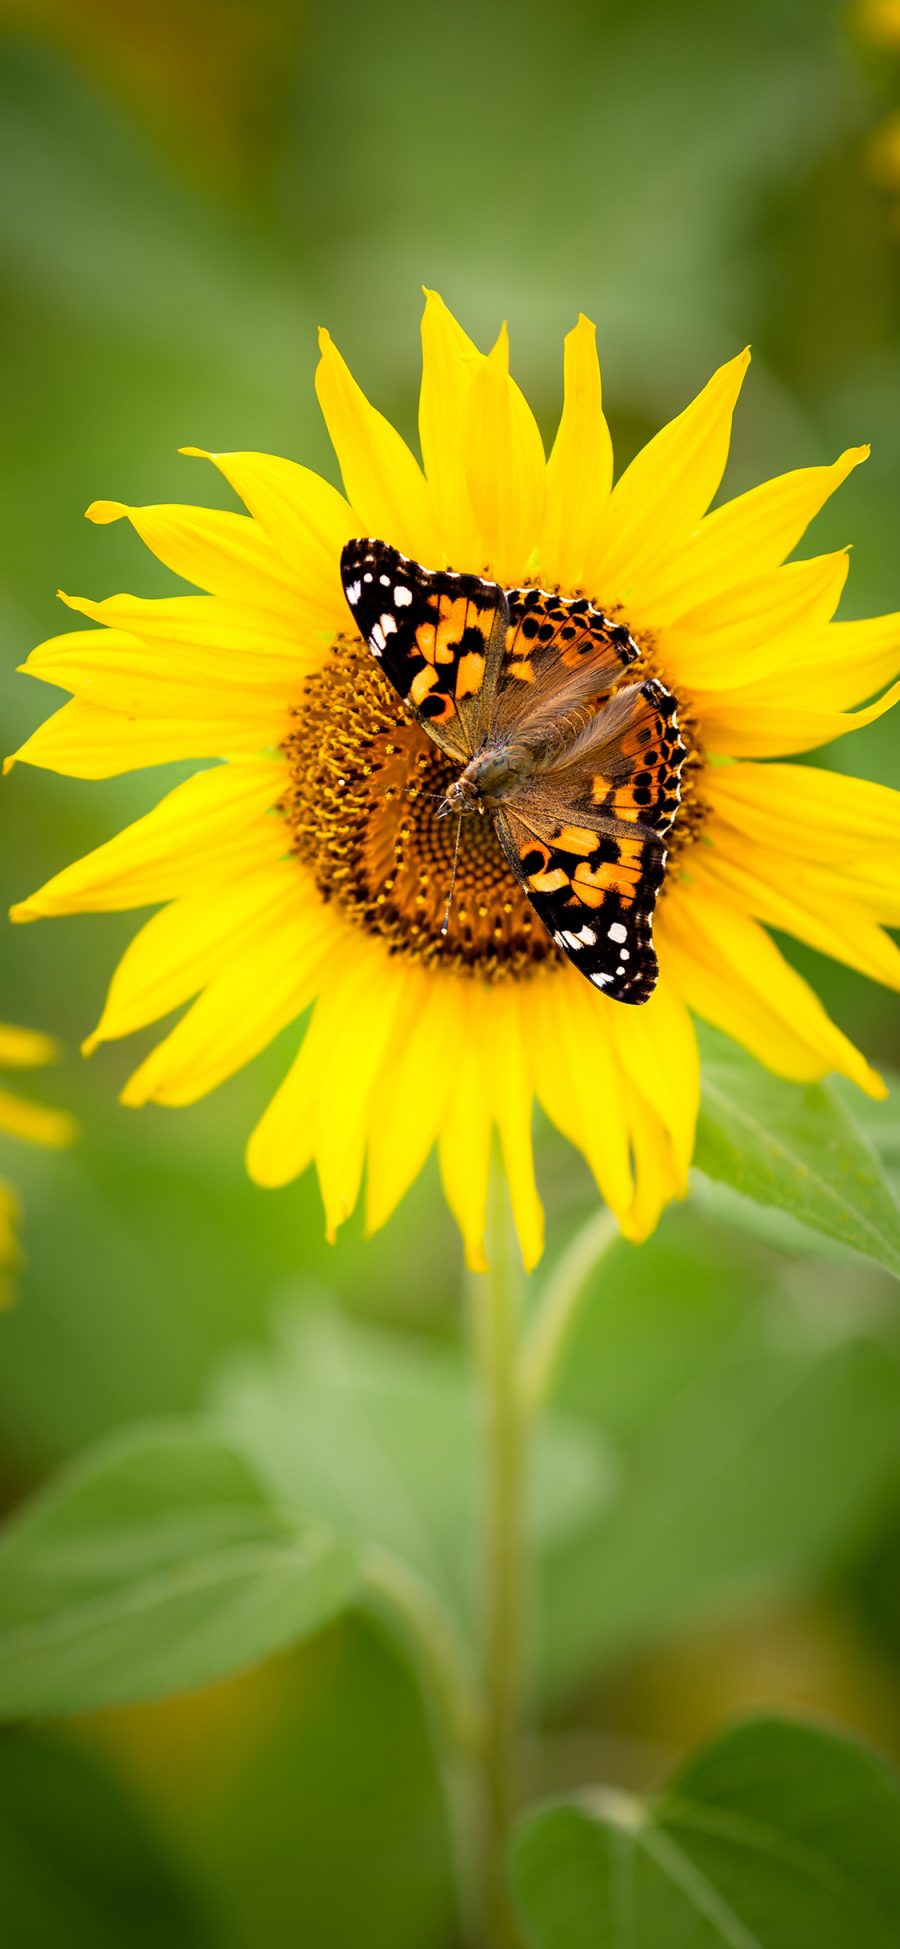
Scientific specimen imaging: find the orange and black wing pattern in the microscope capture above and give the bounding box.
[495,680,685,1002]
[341,538,507,760]
[491,585,641,738]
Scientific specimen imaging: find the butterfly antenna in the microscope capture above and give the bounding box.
[441,813,464,937]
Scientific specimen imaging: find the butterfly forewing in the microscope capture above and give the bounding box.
[341,538,507,760]
[492,586,640,738]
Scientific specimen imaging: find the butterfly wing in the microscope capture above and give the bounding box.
[341,538,508,761]
[489,586,641,742]
[493,679,685,1002]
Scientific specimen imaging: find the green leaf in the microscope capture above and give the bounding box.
[512,1716,900,1948]
[203,1616,458,1949]
[0,1728,213,1947]
[212,1305,613,1633]
[539,1218,900,1691]
[694,1029,900,1277]
[0,1426,357,1718]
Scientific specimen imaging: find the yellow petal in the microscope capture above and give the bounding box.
[365,966,457,1236]
[708,762,900,859]
[0,1087,76,1148]
[55,590,324,662]
[530,968,633,1222]
[463,325,546,585]
[248,938,407,1242]
[587,349,751,602]
[86,500,308,619]
[0,1024,59,1067]
[538,315,613,589]
[634,445,868,627]
[661,883,885,1095]
[618,1089,682,1242]
[695,676,900,757]
[85,864,304,1052]
[662,550,849,691]
[121,872,337,1106]
[692,835,900,991]
[6,696,275,778]
[418,290,484,568]
[608,963,699,1187]
[180,449,354,623]
[486,987,543,1272]
[718,609,900,714]
[315,328,441,562]
[12,761,284,922]
[19,627,297,729]
[437,991,494,1273]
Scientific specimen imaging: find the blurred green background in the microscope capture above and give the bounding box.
[1,1,900,1944]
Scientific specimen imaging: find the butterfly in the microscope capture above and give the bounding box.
[340,538,685,1002]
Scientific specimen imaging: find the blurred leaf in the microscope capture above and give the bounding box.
[0,1726,212,1947]
[540,1219,900,1691]
[198,1617,459,1949]
[836,1073,900,1165]
[0,1427,356,1718]
[511,1716,900,1948]
[211,1303,615,1633]
[694,1030,900,1276]
[687,1173,887,1265]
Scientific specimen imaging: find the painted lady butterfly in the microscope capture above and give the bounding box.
[340,539,685,1002]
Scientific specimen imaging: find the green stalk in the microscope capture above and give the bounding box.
[519,1206,619,1418]
[469,1165,526,1949]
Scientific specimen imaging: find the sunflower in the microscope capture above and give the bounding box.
[0,1023,75,1303]
[7,295,900,1269]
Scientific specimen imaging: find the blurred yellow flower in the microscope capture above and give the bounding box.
[0,1022,75,1304]
[856,0,900,209]
[858,0,900,44]
[8,296,900,1268]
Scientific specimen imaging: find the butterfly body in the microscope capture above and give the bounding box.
[340,538,686,1003]
[442,702,601,812]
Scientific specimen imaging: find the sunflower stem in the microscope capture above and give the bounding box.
[519,1205,620,1417]
[468,1162,526,1949]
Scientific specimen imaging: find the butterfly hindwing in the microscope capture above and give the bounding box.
[494,679,685,1002]
[527,676,685,835]
[341,538,507,760]
[495,799,668,1002]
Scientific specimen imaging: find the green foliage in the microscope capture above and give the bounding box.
[539,1227,900,1689]
[212,1304,614,1634]
[511,1717,900,1948]
[695,1031,900,1276]
[197,1619,458,1949]
[0,1428,356,1716]
[0,1729,210,1947]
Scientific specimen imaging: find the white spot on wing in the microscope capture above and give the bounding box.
[345,580,361,605]
[590,971,612,988]
[394,584,413,607]
[370,622,386,653]
[380,613,397,635]
[608,921,628,945]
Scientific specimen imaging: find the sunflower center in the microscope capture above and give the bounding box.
[280,628,703,979]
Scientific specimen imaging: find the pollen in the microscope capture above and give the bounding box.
[280,634,561,979]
